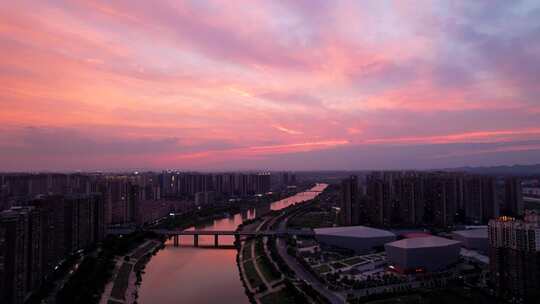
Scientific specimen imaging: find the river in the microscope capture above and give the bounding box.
[138,183,327,304]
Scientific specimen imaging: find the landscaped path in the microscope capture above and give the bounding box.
[100,240,161,304]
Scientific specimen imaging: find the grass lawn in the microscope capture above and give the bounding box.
[110,263,132,300]
[243,261,265,290]
[242,241,253,260]
[343,256,366,266]
[313,264,332,274]
[255,238,265,257]
[256,257,281,282]
[260,288,297,304]
[289,211,332,229]
[330,262,347,270]
[131,242,155,260]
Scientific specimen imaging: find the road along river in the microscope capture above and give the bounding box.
[138,183,327,304]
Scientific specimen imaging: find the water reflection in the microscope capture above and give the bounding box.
[138,184,327,304]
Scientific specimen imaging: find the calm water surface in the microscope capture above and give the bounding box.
[138,183,327,304]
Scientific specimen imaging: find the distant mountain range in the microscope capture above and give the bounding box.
[443,164,540,176]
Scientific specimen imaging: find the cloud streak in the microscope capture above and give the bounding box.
[273,125,303,135]
[0,0,539,170]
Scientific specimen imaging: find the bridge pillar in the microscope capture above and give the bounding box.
[194,234,199,247]
[234,234,240,248]
[214,234,219,247]
[172,235,179,247]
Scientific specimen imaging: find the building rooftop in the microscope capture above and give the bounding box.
[460,248,489,264]
[452,228,488,239]
[386,236,460,249]
[402,232,432,239]
[314,226,395,238]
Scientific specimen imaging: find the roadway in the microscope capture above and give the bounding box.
[524,196,540,203]
[276,237,345,304]
[273,200,345,304]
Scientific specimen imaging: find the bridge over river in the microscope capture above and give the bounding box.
[150,228,314,247]
[137,183,328,304]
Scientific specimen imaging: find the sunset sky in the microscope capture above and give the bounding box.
[1,0,540,171]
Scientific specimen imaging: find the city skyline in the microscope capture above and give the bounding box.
[2,1,540,171]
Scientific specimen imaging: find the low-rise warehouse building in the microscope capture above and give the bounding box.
[451,228,488,253]
[314,226,396,253]
[385,236,461,273]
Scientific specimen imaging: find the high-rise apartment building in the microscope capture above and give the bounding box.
[364,172,498,228]
[488,213,540,302]
[504,177,523,217]
[106,177,134,225]
[30,195,66,273]
[252,172,271,194]
[463,175,498,224]
[423,174,459,227]
[281,172,289,186]
[224,173,236,196]
[0,207,42,304]
[341,175,360,226]
[0,174,91,200]
[365,173,384,226]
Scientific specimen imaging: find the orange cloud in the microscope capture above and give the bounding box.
[365,128,540,145]
[0,1,539,170]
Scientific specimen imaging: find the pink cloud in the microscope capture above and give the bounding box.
[0,1,538,170]
[272,125,303,135]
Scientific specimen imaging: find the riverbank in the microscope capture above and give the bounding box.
[235,184,329,304]
[100,240,164,304]
[153,186,310,231]
[103,203,255,303]
[135,184,324,304]
[39,231,162,304]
